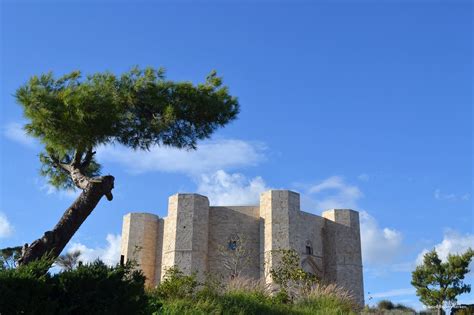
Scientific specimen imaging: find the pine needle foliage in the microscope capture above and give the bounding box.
[411,248,474,311]
[15,67,239,189]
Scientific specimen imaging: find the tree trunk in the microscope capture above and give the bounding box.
[18,175,114,265]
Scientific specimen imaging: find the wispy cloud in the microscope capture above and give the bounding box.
[305,176,363,210]
[68,234,121,266]
[97,139,266,176]
[197,170,269,206]
[416,230,474,265]
[3,122,36,148]
[0,212,14,238]
[370,288,416,299]
[357,173,370,182]
[434,189,470,201]
[38,181,80,199]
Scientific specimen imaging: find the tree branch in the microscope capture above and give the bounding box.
[50,155,72,173]
[80,148,96,170]
[72,149,83,168]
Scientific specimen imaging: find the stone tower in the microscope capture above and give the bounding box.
[161,194,209,279]
[120,189,364,306]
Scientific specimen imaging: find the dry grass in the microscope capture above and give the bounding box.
[224,277,273,296]
[224,277,358,309]
[296,283,360,310]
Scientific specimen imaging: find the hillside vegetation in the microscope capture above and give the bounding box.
[0,258,358,314]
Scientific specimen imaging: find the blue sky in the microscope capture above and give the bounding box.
[0,0,472,310]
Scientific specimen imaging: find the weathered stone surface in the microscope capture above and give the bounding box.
[120,212,159,287]
[121,190,364,306]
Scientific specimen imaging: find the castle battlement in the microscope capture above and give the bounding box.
[120,190,364,306]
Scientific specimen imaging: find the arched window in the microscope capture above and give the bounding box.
[228,240,237,250]
[228,234,240,251]
[305,240,313,255]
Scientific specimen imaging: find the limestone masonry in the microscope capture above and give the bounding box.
[121,190,364,305]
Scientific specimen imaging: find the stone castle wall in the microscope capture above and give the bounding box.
[120,190,364,306]
[208,206,261,280]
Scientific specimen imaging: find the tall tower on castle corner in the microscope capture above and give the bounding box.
[322,209,364,306]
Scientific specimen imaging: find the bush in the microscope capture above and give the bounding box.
[0,258,57,314]
[269,249,318,300]
[196,273,223,299]
[1,260,359,314]
[0,258,147,315]
[154,266,198,300]
[55,260,147,314]
[451,304,474,315]
[362,299,416,314]
[378,300,395,310]
[147,270,358,315]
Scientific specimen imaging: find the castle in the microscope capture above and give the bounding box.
[120,190,364,306]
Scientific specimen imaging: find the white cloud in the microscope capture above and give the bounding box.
[299,176,403,267]
[389,261,416,273]
[358,173,370,182]
[0,212,14,238]
[97,139,265,176]
[40,183,80,199]
[370,288,416,299]
[416,230,474,265]
[3,122,36,148]
[360,211,403,265]
[68,234,121,266]
[434,189,470,201]
[307,176,363,210]
[197,172,405,271]
[197,170,269,206]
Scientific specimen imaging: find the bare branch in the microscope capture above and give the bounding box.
[216,232,252,278]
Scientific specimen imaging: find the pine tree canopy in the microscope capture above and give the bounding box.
[15,67,239,189]
[411,248,473,309]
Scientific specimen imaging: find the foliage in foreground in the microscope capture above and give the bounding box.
[269,249,319,301]
[361,299,416,314]
[0,259,147,315]
[0,254,358,315]
[147,267,358,315]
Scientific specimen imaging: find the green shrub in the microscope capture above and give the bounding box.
[196,273,223,299]
[158,298,223,315]
[272,289,291,304]
[1,260,359,315]
[0,258,147,315]
[393,303,416,313]
[0,257,57,314]
[55,260,147,314]
[156,290,288,315]
[154,266,198,300]
[378,300,395,310]
[269,249,318,300]
[294,296,357,314]
[361,300,416,314]
[218,291,287,315]
[147,269,358,315]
